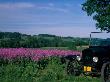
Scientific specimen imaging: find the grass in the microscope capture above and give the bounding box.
[0,57,100,82]
[41,47,69,50]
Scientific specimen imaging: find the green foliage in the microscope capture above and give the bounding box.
[0,57,100,82]
[0,32,89,48]
[38,34,56,37]
[41,47,68,50]
[0,61,38,82]
[82,0,110,31]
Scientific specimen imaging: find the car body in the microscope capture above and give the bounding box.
[65,39,110,78]
[81,45,110,76]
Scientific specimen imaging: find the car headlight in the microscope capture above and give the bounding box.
[93,57,98,62]
[76,56,81,61]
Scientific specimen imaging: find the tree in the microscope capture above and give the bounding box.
[82,0,110,32]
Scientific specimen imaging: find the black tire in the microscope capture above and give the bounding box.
[66,60,81,76]
[101,62,110,82]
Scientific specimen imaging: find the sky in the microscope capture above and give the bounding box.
[0,0,107,38]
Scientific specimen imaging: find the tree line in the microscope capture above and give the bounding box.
[0,32,89,49]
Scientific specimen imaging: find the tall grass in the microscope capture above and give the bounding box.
[0,57,100,82]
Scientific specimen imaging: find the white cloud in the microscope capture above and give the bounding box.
[48,3,54,7]
[0,3,35,9]
[36,6,69,13]
[0,2,69,13]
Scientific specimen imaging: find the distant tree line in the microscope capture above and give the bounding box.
[0,32,89,49]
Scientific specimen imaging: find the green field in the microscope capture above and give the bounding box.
[41,47,69,50]
[0,57,101,82]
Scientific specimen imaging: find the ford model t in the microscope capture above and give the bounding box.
[64,32,110,82]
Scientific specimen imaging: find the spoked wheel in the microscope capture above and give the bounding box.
[101,62,110,82]
[66,60,81,76]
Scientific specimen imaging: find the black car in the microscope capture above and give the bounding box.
[82,45,110,75]
[64,34,110,82]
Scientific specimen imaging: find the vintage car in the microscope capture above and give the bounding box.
[64,32,110,82]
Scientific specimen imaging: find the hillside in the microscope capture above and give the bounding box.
[0,32,91,49]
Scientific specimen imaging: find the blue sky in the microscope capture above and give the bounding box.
[0,0,103,37]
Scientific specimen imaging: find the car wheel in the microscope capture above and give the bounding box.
[66,60,81,76]
[101,62,110,82]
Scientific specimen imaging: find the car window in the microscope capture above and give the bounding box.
[90,33,110,46]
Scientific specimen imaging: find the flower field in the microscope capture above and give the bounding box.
[0,48,100,82]
[0,48,81,61]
